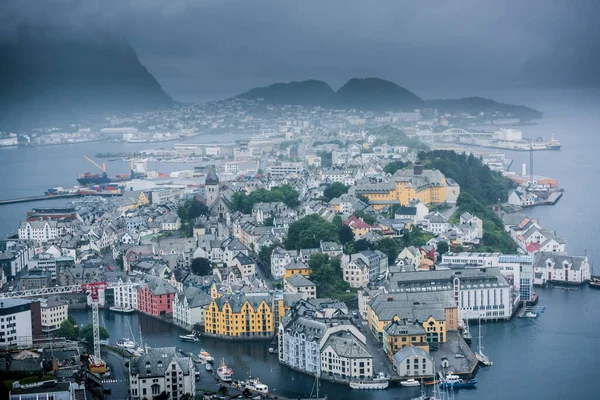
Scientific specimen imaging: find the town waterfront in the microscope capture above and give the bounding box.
[2,88,600,399]
[70,283,600,400]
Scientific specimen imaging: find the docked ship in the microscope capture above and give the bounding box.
[441,374,477,388]
[349,372,389,390]
[77,155,146,186]
[588,276,600,289]
[217,358,233,382]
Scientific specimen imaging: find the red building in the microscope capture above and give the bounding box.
[137,276,177,317]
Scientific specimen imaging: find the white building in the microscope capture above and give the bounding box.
[271,247,298,280]
[393,346,434,377]
[18,221,59,243]
[441,252,534,302]
[0,299,33,348]
[278,310,372,380]
[129,347,196,400]
[0,240,35,278]
[267,162,304,178]
[41,299,68,333]
[112,279,139,311]
[172,286,212,327]
[342,258,369,289]
[284,274,316,299]
[321,332,373,380]
[533,252,590,285]
[149,188,182,205]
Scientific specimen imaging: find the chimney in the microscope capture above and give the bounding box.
[413,161,423,176]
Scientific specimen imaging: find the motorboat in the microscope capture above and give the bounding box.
[524,311,538,318]
[349,373,389,390]
[116,338,136,349]
[349,380,389,390]
[205,363,213,372]
[109,306,135,313]
[401,379,421,387]
[246,377,269,394]
[179,334,199,342]
[441,374,477,388]
[217,358,233,382]
[199,349,214,363]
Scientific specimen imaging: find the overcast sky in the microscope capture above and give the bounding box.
[2,0,598,101]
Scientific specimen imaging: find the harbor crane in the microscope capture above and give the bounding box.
[82,155,108,179]
[0,281,141,373]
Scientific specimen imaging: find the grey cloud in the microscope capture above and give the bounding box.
[1,0,598,101]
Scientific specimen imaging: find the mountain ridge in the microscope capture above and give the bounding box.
[0,28,173,130]
[234,78,542,119]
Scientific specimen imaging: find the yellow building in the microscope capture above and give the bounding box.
[383,319,429,360]
[282,260,312,280]
[117,190,150,211]
[205,292,285,338]
[354,165,446,210]
[366,292,457,344]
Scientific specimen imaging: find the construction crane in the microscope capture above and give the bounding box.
[82,155,108,179]
[0,281,141,373]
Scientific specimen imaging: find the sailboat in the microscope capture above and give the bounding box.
[475,318,493,366]
[309,374,328,400]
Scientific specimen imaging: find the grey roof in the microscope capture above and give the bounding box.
[130,347,192,378]
[533,252,588,271]
[284,260,310,270]
[205,167,219,185]
[213,292,272,313]
[502,213,527,226]
[383,319,426,336]
[395,206,417,216]
[233,252,254,265]
[178,286,212,308]
[284,315,328,342]
[144,275,178,296]
[323,333,371,359]
[286,273,315,288]
[394,346,431,363]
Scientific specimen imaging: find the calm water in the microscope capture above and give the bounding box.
[0,132,251,237]
[2,89,600,399]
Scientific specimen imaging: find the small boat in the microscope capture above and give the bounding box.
[268,347,277,354]
[116,338,137,349]
[179,334,199,342]
[401,379,421,387]
[349,372,389,390]
[524,311,538,318]
[109,306,135,313]
[199,349,214,363]
[217,358,233,382]
[205,363,212,372]
[245,377,269,394]
[441,374,477,388]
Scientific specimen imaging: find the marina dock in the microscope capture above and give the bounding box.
[0,192,122,206]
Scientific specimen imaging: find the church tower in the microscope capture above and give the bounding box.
[205,167,220,207]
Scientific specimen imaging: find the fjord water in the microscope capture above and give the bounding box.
[2,89,600,399]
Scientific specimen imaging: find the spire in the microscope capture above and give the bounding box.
[205,167,219,185]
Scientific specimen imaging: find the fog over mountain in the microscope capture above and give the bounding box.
[1,0,598,102]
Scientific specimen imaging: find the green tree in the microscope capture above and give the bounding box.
[57,319,76,339]
[356,194,370,204]
[353,210,376,226]
[264,217,274,227]
[383,161,406,175]
[418,150,512,205]
[190,258,213,275]
[308,254,349,298]
[258,244,276,268]
[80,324,109,344]
[339,225,355,245]
[375,237,401,264]
[323,182,349,202]
[115,253,124,269]
[229,185,300,213]
[332,215,343,227]
[285,215,339,250]
[354,239,373,252]
[177,199,209,222]
[317,151,332,167]
[437,241,449,260]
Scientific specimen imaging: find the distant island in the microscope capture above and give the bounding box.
[234,78,542,120]
[0,27,173,130]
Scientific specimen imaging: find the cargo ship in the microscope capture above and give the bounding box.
[77,155,146,186]
[77,171,146,186]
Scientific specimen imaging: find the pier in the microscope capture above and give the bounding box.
[0,192,122,206]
